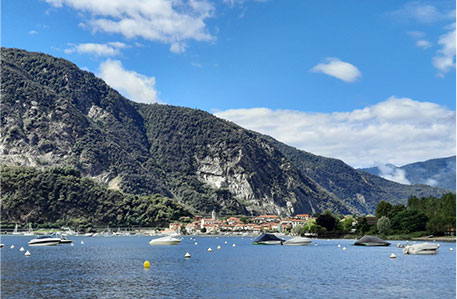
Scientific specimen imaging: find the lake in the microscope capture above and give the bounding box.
[1,235,455,298]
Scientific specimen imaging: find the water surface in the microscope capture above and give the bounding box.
[1,236,455,298]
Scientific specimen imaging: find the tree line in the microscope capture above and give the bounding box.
[1,165,192,230]
[292,193,455,238]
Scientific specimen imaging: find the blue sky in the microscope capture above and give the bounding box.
[2,0,456,174]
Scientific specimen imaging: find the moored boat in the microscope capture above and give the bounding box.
[353,235,390,246]
[403,243,439,255]
[283,236,312,246]
[28,236,61,246]
[252,233,285,245]
[148,235,182,245]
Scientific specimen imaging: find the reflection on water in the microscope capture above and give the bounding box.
[1,236,455,298]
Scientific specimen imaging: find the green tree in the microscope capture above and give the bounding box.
[375,200,393,219]
[316,210,339,232]
[391,210,428,233]
[341,216,354,232]
[376,216,391,236]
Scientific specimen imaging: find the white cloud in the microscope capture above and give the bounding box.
[432,23,456,75]
[416,39,431,49]
[214,97,456,168]
[393,2,455,23]
[311,58,362,83]
[64,42,128,56]
[45,0,215,53]
[375,163,411,185]
[97,59,159,104]
[28,30,38,35]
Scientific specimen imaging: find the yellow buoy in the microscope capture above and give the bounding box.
[342,247,347,251]
[19,247,25,252]
[185,252,191,258]
[25,251,31,256]
[390,253,397,258]
[194,242,198,245]
[144,260,150,268]
[10,245,14,249]
[450,248,454,251]
[208,248,213,252]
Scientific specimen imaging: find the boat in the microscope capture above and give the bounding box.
[58,235,73,244]
[402,243,439,255]
[28,236,62,246]
[283,236,312,246]
[353,235,390,246]
[148,235,182,245]
[252,233,285,245]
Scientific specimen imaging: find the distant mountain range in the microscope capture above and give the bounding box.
[359,156,456,191]
[0,47,450,217]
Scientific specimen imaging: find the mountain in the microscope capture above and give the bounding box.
[359,156,456,191]
[0,48,448,217]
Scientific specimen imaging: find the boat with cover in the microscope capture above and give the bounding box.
[283,236,312,246]
[148,235,182,245]
[252,233,285,245]
[28,236,62,246]
[353,235,390,246]
[402,243,439,255]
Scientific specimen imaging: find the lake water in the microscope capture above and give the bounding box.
[1,235,455,298]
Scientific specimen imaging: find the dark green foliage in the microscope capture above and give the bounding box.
[373,193,455,235]
[390,210,428,233]
[316,210,339,232]
[1,165,191,227]
[375,200,393,219]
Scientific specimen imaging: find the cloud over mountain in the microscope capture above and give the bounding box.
[215,97,456,168]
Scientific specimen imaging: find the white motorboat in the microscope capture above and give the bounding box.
[148,235,182,245]
[28,236,62,246]
[283,236,312,246]
[402,243,439,255]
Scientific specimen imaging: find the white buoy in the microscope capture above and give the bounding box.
[208,248,213,252]
[390,253,397,258]
[437,244,440,248]
[314,243,318,246]
[337,244,341,248]
[342,247,347,251]
[232,243,236,247]
[217,245,221,250]
[10,245,14,249]
[185,252,191,258]
[71,243,74,247]
[194,242,198,245]
[19,247,25,252]
[81,241,84,244]
[224,241,228,244]
[450,248,454,251]
[25,250,31,256]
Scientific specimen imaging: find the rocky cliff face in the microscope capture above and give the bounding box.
[1,48,448,216]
